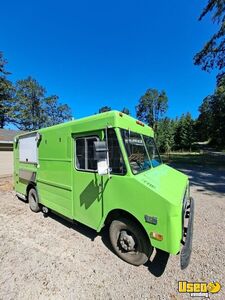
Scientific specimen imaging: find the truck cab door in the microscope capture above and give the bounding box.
[72,133,103,229]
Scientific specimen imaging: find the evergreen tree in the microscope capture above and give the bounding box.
[121,107,130,115]
[43,96,72,127]
[210,75,225,146]
[175,113,195,151]
[196,96,213,142]
[99,106,111,113]
[156,118,175,153]
[136,88,168,131]
[11,76,72,130]
[0,52,14,128]
[196,74,225,147]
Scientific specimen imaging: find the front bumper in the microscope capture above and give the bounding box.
[180,197,194,270]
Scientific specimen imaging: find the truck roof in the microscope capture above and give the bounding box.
[16,110,154,138]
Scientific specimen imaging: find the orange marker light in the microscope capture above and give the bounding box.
[150,232,163,241]
[136,120,145,127]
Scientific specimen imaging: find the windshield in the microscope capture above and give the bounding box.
[121,129,162,174]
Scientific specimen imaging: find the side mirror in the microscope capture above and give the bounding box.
[94,141,109,176]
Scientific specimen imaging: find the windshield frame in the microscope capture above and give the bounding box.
[120,129,162,175]
[142,134,162,167]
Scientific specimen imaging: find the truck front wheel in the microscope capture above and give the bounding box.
[28,188,40,213]
[109,217,152,266]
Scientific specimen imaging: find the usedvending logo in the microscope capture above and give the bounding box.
[178,281,221,298]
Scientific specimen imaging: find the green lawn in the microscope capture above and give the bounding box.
[161,151,225,167]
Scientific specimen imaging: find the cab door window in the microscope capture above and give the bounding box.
[75,137,98,171]
[107,129,126,175]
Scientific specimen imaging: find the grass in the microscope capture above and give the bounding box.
[161,151,225,167]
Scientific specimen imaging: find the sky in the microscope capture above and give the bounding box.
[1,0,219,121]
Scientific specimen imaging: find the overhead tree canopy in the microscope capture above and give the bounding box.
[194,0,225,79]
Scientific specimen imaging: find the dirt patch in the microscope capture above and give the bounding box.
[0,169,224,299]
[0,176,13,192]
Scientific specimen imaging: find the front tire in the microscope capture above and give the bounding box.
[109,217,152,266]
[28,188,40,213]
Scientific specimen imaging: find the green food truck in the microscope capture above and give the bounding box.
[14,111,194,269]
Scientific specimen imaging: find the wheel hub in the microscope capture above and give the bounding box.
[119,230,136,251]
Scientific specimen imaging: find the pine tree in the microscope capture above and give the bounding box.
[0,52,13,128]
[99,106,111,113]
[136,88,168,131]
[156,118,175,153]
[11,77,72,130]
[121,107,130,115]
[196,74,225,147]
[179,113,195,151]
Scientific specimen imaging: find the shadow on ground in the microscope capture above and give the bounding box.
[43,210,169,277]
[16,162,224,277]
[145,249,170,277]
[169,163,225,196]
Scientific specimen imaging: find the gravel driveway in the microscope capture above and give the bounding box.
[0,166,225,300]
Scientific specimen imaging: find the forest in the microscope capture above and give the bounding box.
[0,0,224,152]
